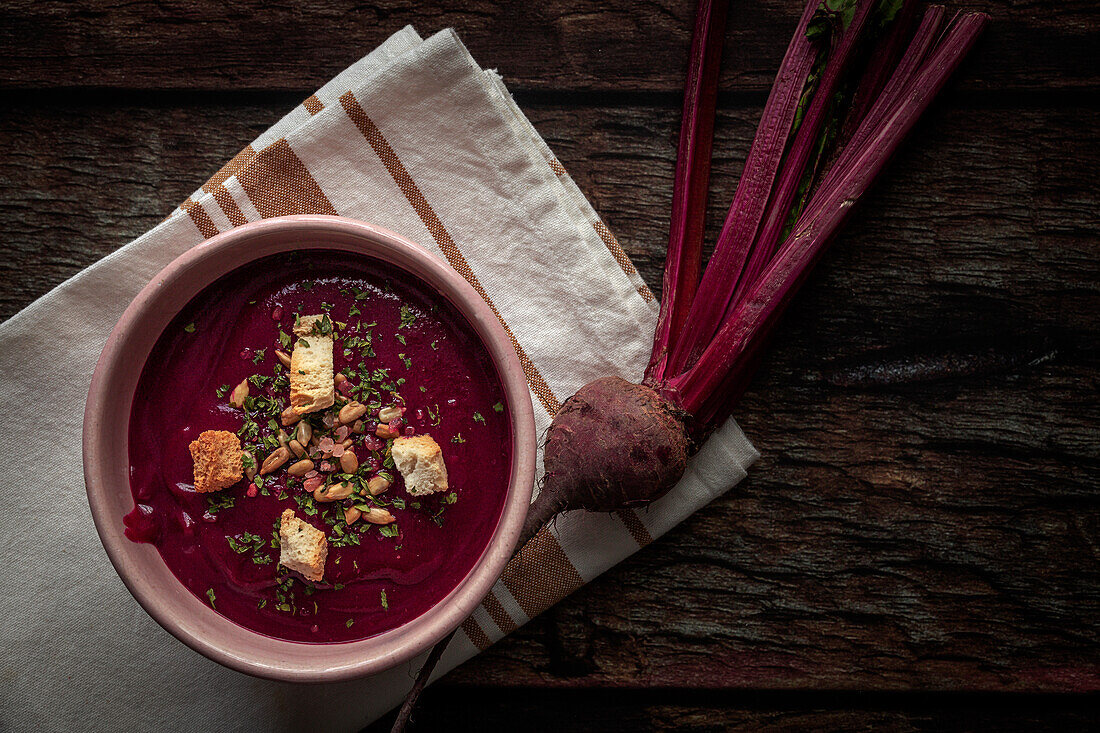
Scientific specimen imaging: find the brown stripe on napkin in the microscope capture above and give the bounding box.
[180,199,219,239]
[548,157,567,177]
[461,616,491,651]
[618,509,653,547]
[202,145,258,194]
[501,527,584,619]
[338,91,561,416]
[237,139,338,218]
[593,221,655,304]
[213,186,248,227]
[303,95,325,115]
[481,592,518,634]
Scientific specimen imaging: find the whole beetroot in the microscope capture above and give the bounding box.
[518,377,689,547]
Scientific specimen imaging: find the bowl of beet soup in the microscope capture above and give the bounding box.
[83,215,536,681]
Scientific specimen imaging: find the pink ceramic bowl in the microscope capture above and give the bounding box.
[83,215,536,682]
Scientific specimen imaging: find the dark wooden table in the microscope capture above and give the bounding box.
[2,1,1097,729]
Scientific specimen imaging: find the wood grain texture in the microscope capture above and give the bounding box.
[364,689,1099,731]
[1,0,1097,726]
[0,0,1096,93]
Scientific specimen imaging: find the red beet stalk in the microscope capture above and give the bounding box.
[659,0,822,381]
[721,0,879,328]
[645,0,729,383]
[670,10,990,427]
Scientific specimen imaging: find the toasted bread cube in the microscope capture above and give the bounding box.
[278,508,328,582]
[391,434,449,497]
[290,314,335,415]
[188,430,243,493]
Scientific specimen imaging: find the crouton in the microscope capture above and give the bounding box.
[290,314,335,415]
[188,429,243,493]
[391,434,449,496]
[278,508,328,582]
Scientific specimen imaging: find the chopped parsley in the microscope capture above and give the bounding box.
[205,493,235,515]
[294,492,319,517]
[380,590,389,610]
[309,313,334,337]
[399,305,417,328]
[216,384,230,398]
[252,348,266,364]
[278,331,291,348]
[451,432,466,444]
[399,353,412,369]
[472,411,485,424]
[227,532,272,564]
[184,322,196,333]
[493,402,504,413]
[346,618,355,628]
[206,588,217,608]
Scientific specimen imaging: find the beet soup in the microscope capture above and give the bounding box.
[124,250,512,643]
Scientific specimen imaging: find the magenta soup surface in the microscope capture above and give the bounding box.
[124,249,512,643]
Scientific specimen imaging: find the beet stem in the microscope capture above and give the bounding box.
[724,0,878,321]
[672,12,989,421]
[662,0,821,379]
[646,0,728,384]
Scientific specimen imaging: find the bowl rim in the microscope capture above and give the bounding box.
[83,215,536,682]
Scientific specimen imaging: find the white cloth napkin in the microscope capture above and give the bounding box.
[0,27,757,731]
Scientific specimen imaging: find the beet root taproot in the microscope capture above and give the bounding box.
[517,376,690,547]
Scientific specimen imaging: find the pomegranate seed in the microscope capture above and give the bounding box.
[271,306,283,321]
[415,409,425,421]
[304,476,324,493]
[240,348,250,360]
[246,483,258,497]
[336,380,354,396]
[404,426,415,436]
